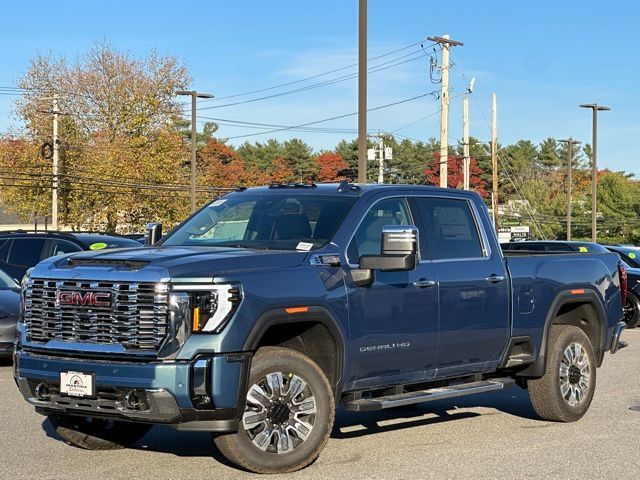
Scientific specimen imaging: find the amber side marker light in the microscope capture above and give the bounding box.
[193,307,201,331]
[570,289,585,295]
[285,306,309,314]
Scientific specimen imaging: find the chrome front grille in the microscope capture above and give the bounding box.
[24,278,169,350]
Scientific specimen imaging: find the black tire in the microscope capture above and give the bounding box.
[48,414,152,450]
[623,291,640,328]
[214,347,335,474]
[528,325,596,422]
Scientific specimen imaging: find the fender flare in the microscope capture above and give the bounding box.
[516,289,606,378]
[242,305,347,397]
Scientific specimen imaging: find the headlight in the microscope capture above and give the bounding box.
[21,267,34,293]
[174,283,242,334]
[18,267,34,325]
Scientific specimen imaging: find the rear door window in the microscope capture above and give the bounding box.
[7,238,47,267]
[0,240,11,262]
[50,239,83,256]
[415,197,484,259]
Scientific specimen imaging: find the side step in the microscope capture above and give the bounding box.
[343,378,515,412]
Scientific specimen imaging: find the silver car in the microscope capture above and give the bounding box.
[0,268,19,358]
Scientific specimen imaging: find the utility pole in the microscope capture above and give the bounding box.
[377,134,384,184]
[428,34,463,188]
[176,90,214,213]
[462,95,470,190]
[558,138,581,241]
[491,93,499,228]
[52,95,59,230]
[579,103,610,242]
[357,0,367,184]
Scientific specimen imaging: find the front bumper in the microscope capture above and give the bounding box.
[0,342,13,357]
[13,349,251,432]
[0,321,16,356]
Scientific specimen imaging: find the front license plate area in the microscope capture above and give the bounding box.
[60,371,96,398]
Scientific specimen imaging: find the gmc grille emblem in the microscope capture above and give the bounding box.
[56,290,112,308]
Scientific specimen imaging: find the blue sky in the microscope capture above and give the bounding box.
[0,1,637,174]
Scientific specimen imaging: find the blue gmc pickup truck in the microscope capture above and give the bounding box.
[13,183,627,473]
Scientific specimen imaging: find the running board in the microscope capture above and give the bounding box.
[343,378,515,412]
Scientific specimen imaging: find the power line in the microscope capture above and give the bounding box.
[194,39,435,103]
[194,48,434,111]
[218,90,440,140]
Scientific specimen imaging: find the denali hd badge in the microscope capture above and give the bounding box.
[56,290,111,307]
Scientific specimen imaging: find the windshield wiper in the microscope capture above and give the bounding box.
[215,242,272,250]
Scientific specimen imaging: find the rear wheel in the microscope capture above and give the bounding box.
[623,291,640,328]
[214,347,335,474]
[48,414,152,450]
[528,325,596,422]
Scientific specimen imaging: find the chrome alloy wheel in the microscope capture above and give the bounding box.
[559,342,591,407]
[242,372,317,454]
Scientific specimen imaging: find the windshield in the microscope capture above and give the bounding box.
[162,193,357,250]
[0,268,18,289]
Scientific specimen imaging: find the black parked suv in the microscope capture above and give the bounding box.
[0,231,143,280]
[604,245,640,328]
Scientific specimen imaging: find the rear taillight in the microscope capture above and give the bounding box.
[619,263,628,306]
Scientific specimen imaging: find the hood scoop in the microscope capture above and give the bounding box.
[67,258,149,270]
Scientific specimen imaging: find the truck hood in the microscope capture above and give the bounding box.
[31,246,309,283]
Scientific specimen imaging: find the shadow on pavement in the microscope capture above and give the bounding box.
[41,417,241,468]
[332,386,539,439]
[37,386,539,462]
[0,358,13,367]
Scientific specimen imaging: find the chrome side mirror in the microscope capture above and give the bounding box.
[144,222,163,247]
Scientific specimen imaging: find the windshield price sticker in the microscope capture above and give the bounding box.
[60,371,95,398]
[89,242,108,250]
[296,242,314,251]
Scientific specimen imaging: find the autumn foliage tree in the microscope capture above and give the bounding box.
[199,139,294,192]
[315,152,348,182]
[0,43,191,232]
[424,154,488,197]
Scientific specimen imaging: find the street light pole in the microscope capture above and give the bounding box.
[177,90,214,213]
[579,103,610,242]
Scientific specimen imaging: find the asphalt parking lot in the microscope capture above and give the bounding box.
[1,330,639,480]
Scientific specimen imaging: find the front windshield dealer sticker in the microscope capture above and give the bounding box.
[89,242,108,250]
[296,242,314,251]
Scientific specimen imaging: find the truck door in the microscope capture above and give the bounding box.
[413,195,510,376]
[344,196,439,389]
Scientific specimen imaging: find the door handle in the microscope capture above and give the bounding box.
[413,279,436,288]
[486,275,505,283]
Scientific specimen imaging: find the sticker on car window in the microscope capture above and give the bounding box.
[629,252,636,259]
[578,246,588,252]
[89,242,108,250]
[296,242,314,251]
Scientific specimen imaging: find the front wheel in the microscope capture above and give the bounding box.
[528,325,596,422]
[48,414,152,450]
[214,347,335,474]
